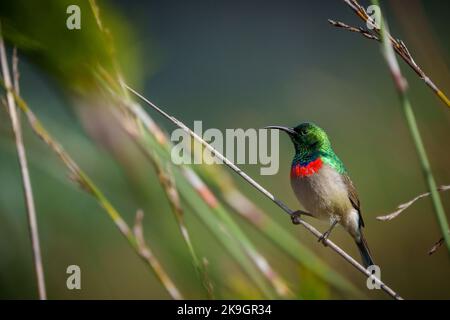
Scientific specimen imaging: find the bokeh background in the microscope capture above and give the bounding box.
[0,0,449,299]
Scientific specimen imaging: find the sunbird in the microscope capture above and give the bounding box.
[266,122,374,268]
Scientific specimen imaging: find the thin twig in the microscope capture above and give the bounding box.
[376,184,449,256]
[0,28,47,300]
[377,185,450,221]
[331,0,450,108]
[133,210,184,299]
[125,84,403,300]
[370,0,450,255]
[328,19,379,40]
[428,237,445,256]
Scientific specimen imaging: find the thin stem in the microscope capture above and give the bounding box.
[401,95,450,252]
[371,0,450,255]
[0,29,46,300]
[125,84,403,300]
[429,236,446,255]
[133,210,183,300]
[333,0,450,108]
[377,185,449,221]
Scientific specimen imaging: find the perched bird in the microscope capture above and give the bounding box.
[266,122,374,268]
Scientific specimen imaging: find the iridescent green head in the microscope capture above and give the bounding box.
[266,122,345,173]
[266,122,331,155]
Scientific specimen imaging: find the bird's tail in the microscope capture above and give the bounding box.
[355,232,375,268]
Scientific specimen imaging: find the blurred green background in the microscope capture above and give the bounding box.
[0,0,449,299]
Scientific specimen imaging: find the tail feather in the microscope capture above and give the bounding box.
[356,232,375,268]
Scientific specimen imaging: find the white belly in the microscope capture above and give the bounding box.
[290,164,354,223]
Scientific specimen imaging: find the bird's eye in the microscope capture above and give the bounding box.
[300,129,308,136]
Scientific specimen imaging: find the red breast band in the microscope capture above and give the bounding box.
[291,157,323,177]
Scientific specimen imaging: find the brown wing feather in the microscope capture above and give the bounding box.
[342,174,364,228]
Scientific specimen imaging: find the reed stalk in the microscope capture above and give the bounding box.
[0,28,46,300]
[369,0,450,255]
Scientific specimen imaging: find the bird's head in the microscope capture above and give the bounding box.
[265,122,331,155]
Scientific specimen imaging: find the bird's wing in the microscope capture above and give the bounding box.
[342,174,364,228]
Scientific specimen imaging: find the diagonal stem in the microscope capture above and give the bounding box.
[125,84,403,300]
[337,0,450,108]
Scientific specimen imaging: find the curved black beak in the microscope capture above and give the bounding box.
[264,125,296,135]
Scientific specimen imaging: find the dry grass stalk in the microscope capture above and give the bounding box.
[133,210,184,299]
[377,185,450,221]
[428,236,446,256]
[376,185,449,256]
[0,28,46,300]
[330,0,450,108]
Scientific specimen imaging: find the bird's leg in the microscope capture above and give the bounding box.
[318,220,339,246]
[290,210,313,225]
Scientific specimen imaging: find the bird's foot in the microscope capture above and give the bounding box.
[290,210,303,225]
[318,231,331,247]
[317,220,339,247]
[290,210,313,225]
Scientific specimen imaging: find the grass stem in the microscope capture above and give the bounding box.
[0,27,47,300]
[372,0,450,255]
